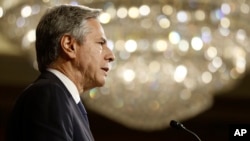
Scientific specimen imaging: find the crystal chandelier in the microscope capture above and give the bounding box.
[0,0,250,130]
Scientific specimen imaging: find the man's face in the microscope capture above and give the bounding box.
[75,18,115,90]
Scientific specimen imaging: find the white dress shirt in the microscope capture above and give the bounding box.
[47,68,80,104]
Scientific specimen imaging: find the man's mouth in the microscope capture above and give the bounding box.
[101,67,109,76]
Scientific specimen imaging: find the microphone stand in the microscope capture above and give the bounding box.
[170,120,202,141]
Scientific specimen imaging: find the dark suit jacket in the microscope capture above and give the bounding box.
[6,71,94,141]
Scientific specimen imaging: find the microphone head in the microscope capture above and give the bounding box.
[170,120,185,129]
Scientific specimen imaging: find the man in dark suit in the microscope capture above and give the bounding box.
[6,4,115,141]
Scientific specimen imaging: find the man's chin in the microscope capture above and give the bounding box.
[95,79,106,87]
[83,83,104,92]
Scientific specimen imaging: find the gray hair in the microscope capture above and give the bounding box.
[35,4,102,72]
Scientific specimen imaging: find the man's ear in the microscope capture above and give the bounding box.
[60,34,77,59]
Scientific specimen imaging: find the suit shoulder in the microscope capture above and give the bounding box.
[25,77,65,93]
[19,78,71,104]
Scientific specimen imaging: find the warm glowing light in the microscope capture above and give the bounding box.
[115,40,125,51]
[27,29,36,42]
[177,11,188,22]
[22,29,36,48]
[178,40,189,52]
[117,7,127,18]
[162,5,173,15]
[153,39,168,52]
[221,3,231,15]
[123,69,135,82]
[128,7,139,19]
[169,31,180,44]
[0,7,3,18]
[236,29,247,41]
[206,46,217,60]
[21,5,32,18]
[158,17,170,29]
[220,17,230,28]
[240,3,250,14]
[99,12,111,24]
[201,71,212,84]
[139,5,150,16]
[89,89,98,99]
[195,10,205,21]
[174,65,187,83]
[212,57,223,69]
[191,37,203,51]
[236,58,246,73]
[106,6,116,18]
[125,40,137,52]
[219,27,230,36]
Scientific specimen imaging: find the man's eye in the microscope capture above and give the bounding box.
[97,42,104,46]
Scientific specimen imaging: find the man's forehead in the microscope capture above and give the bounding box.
[87,19,106,37]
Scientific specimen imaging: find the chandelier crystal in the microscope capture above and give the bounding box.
[0,0,250,130]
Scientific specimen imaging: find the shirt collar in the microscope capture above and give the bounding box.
[47,68,80,104]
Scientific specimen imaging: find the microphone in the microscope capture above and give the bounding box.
[170,120,202,141]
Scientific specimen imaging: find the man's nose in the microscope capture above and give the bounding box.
[105,46,115,62]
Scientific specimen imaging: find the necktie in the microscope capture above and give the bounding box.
[77,101,89,125]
